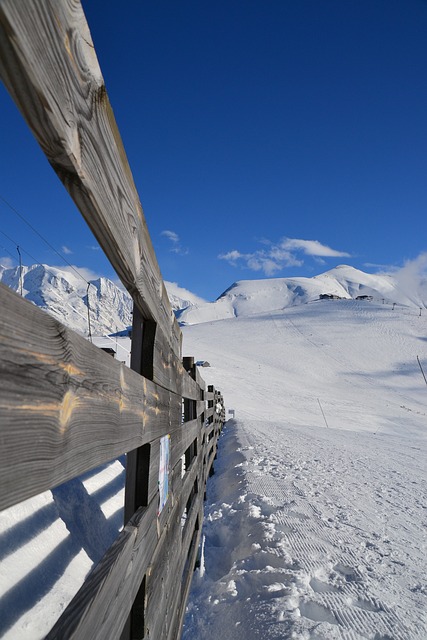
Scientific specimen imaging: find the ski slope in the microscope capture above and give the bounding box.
[177,265,427,326]
[1,271,426,639]
[182,299,427,640]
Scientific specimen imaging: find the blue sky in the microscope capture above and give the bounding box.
[1,0,427,300]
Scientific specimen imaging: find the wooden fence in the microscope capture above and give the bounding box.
[0,1,225,638]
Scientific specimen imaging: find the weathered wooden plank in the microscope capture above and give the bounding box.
[47,500,158,639]
[205,406,214,421]
[0,0,180,355]
[196,399,206,419]
[145,458,202,639]
[0,284,176,511]
[179,418,201,461]
[205,391,215,404]
[181,367,201,401]
[165,501,201,640]
[151,332,200,398]
[171,513,203,640]
[205,425,215,442]
[193,365,206,391]
[49,448,206,639]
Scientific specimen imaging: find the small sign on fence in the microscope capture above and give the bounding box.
[158,434,170,515]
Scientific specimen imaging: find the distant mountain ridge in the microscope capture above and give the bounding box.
[2,263,426,333]
[0,263,202,336]
[176,265,427,325]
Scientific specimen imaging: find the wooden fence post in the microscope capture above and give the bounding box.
[0,2,226,637]
[122,305,156,640]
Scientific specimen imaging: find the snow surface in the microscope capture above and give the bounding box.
[164,281,207,310]
[177,265,427,326]
[0,459,125,639]
[182,298,427,639]
[1,266,426,639]
[0,263,203,336]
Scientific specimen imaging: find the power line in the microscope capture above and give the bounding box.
[0,229,131,344]
[0,243,16,263]
[0,227,45,269]
[0,193,90,286]
[0,194,126,337]
[0,197,131,344]
[1,252,131,346]
[0,227,98,337]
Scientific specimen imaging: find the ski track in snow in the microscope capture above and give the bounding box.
[183,421,427,640]
[1,284,427,639]
[183,301,427,640]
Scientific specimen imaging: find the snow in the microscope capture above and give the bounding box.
[177,264,427,326]
[182,298,427,639]
[1,265,427,638]
[0,263,204,336]
[0,460,125,638]
[164,281,207,310]
[0,263,133,336]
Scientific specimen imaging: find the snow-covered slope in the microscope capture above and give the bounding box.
[182,299,427,639]
[177,265,427,325]
[0,263,132,336]
[164,281,207,311]
[1,268,427,639]
[0,263,203,335]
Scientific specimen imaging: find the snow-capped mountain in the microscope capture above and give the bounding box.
[2,259,427,639]
[181,294,427,640]
[177,265,427,325]
[2,262,426,335]
[0,263,133,336]
[165,281,206,311]
[0,263,202,336]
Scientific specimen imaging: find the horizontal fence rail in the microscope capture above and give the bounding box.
[0,1,226,638]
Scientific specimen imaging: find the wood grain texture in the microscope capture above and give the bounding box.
[205,406,214,422]
[46,500,158,639]
[0,1,226,638]
[145,458,202,639]
[152,331,199,398]
[0,285,175,511]
[194,365,206,391]
[49,449,210,639]
[178,418,201,461]
[196,399,206,419]
[0,286,223,637]
[0,0,180,355]
[171,511,203,640]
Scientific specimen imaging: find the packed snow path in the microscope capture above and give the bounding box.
[183,420,426,640]
[182,300,427,639]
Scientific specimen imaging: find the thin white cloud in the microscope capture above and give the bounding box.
[219,250,244,263]
[0,256,15,269]
[164,281,207,305]
[218,236,349,276]
[162,230,179,243]
[161,229,188,255]
[61,245,73,255]
[219,247,301,276]
[363,262,390,269]
[52,264,103,283]
[281,238,351,258]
